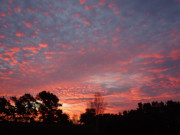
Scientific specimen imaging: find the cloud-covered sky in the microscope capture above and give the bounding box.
[0,0,180,116]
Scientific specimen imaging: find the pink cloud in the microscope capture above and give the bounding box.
[45,55,53,59]
[52,37,56,40]
[35,29,40,35]
[43,51,56,55]
[56,43,67,48]
[78,0,86,5]
[23,21,33,28]
[169,33,180,42]
[0,34,5,39]
[116,27,121,32]
[43,12,51,17]
[8,0,13,3]
[74,23,82,28]
[14,7,21,12]
[168,50,180,60]
[2,50,19,66]
[0,76,11,80]
[112,43,118,47]
[130,9,136,13]
[142,24,147,27]
[84,5,90,11]
[113,36,118,41]
[82,17,91,25]
[114,10,120,15]
[169,76,180,84]
[0,13,6,17]
[108,2,118,10]
[84,5,98,11]
[98,0,106,6]
[72,14,81,19]
[4,51,15,57]
[26,8,36,13]
[16,32,26,37]
[148,68,169,73]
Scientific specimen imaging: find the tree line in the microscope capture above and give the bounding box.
[80,99,180,134]
[0,91,180,135]
[0,91,69,123]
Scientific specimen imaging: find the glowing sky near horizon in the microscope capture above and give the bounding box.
[0,0,180,116]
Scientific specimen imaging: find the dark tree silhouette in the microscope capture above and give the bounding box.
[10,93,38,122]
[36,91,60,110]
[80,108,96,125]
[36,91,63,123]
[79,100,180,135]
[90,92,106,115]
[0,97,11,121]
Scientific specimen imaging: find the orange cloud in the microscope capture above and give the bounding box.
[39,43,48,48]
[148,68,169,73]
[3,50,19,66]
[2,57,10,61]
[9,47,20,53]
[22,46,40,53]
[138,53,164,59]
[4,51,14,57]
[129,86,143,100]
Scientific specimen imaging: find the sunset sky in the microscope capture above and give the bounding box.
[0,0,180,117]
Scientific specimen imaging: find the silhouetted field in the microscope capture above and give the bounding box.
[0,91,180,135]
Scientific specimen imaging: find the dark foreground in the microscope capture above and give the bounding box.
[0,121,179,135]
[0,92,180,135]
